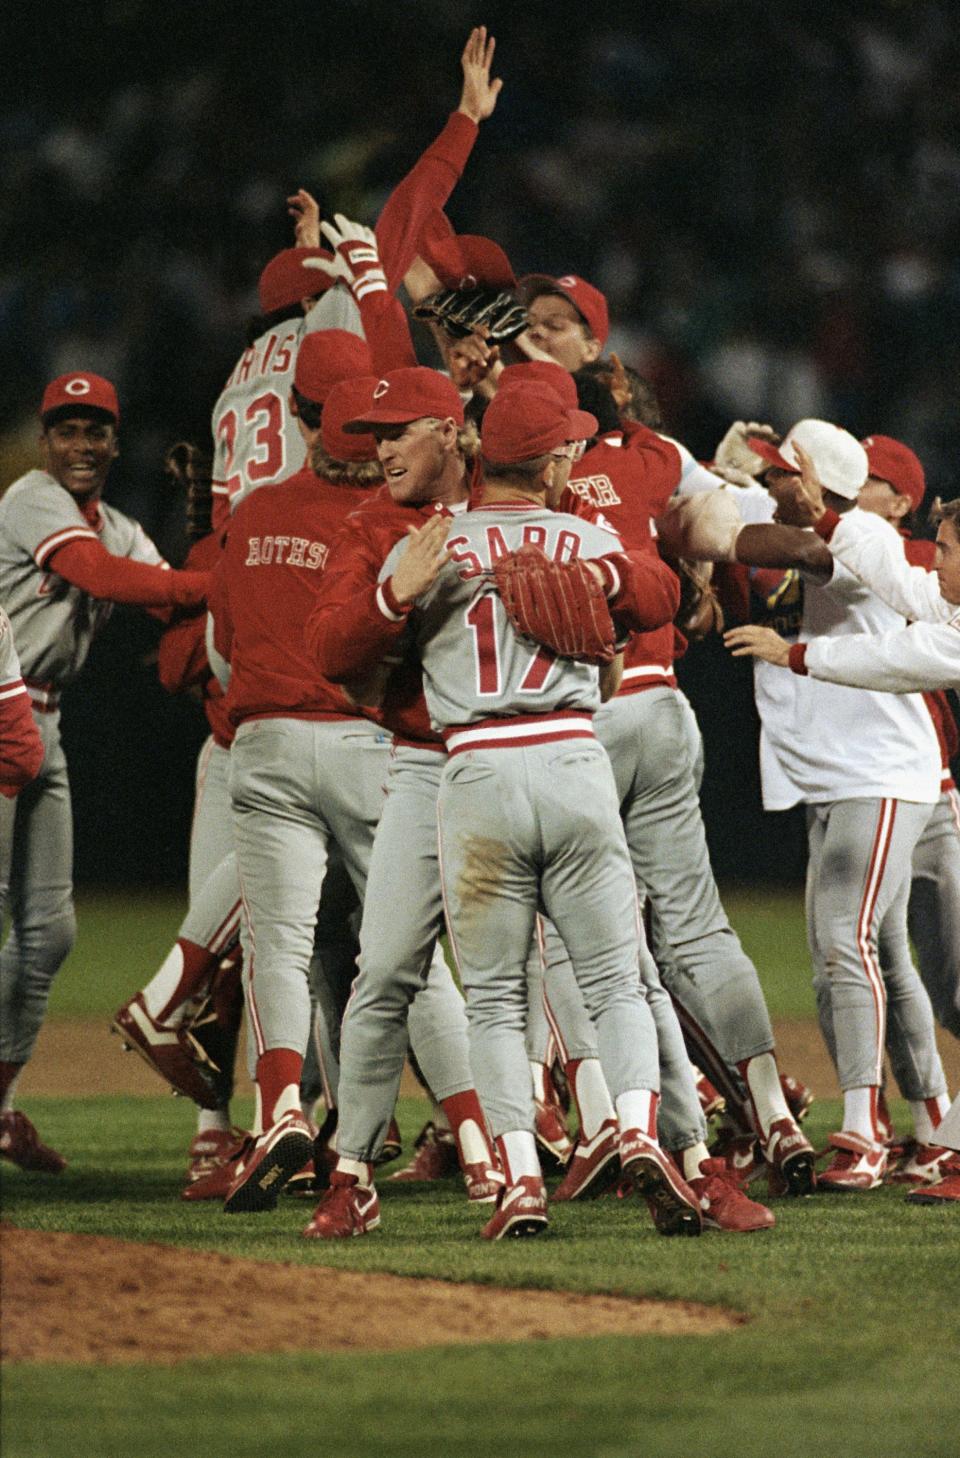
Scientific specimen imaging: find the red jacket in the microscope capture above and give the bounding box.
[212,468,377,727]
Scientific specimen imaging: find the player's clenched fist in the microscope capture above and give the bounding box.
[389,514,453,605]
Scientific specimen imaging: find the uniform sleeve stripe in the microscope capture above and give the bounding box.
[35,525,98,565]
[0,680,27,701]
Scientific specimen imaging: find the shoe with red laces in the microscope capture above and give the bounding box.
[695,1072,726,1121]
[619,1129,702,1237]
[780,1074,814,1123]
[535,1098,573,1168]
[888,1144,960,1186]
[761,1117,817,1196]
[480,1176,548,1241]
[112,994,220,1108]
[181,1129,249,1201]
[223,1111,313,1213]
[373,1117,402,1166]
[303,1171,380,1238]
[905,1170,960,1205]
[0,1110,66,1174]
[688,1158,775,1232]
[551,1119,620,1202]
[389,1121,460,1182]
[818,1131,887,1192]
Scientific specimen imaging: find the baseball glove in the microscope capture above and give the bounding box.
[413,287,529,343]
[492,545,616,664]
[165,441,214,542]
[674,558,724,640]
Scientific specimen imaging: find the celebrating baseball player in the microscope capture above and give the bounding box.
[0,373,210,1173]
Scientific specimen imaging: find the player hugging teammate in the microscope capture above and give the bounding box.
[4,24,957,1219]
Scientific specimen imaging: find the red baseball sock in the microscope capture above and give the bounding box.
[255,1048,303,1128]
[441,1089,495,1167]
[144,938,221,1024]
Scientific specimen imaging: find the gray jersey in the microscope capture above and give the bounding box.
[0,470,166,686]
[382,505,621,732]
[211,287,361,516]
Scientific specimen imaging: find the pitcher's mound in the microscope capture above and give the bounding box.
[2,1224,743,1365]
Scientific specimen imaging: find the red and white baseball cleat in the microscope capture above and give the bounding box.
[619,1129,702,1237]
[223,1111,313,1213]
[0,1110,66,1174]
[687,1158,776,1232]
[480,1176,549,1241]
[818,1131,887,1191]
[389,1121,460,1182]
[695,1072,726,1122]
[551,1119,620,1202]
[534,1098,574,1167]
[887,1144,960,1186]
[710,1127,764,1185]
[779,1073,814,1123]
[905,1170,960,1205]
[303,1171,381,1238]
[112,993,220,1109]
[760,1117,817,1196]
[180,1127,248,1201]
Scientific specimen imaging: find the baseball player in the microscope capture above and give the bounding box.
[0,373,210,1172]
[706,421,951,1189]
[307,377,702,1241]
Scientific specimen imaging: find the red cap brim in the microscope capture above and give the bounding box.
[748,438,796,472]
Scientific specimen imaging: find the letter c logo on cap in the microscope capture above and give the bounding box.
[65,377,91,396]
[558,275,577,288]
[373,379,390,399]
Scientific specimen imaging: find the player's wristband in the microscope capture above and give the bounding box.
[377,577,412,621]
[595,555,622,599]
[813,508,841,542]
[788,643,808,675]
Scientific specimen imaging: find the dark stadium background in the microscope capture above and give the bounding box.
[3,0,958,885]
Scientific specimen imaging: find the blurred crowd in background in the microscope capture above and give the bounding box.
[4,0,958,882]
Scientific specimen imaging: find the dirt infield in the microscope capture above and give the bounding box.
[1,1225,743,1365]
[20,1016,960,1100]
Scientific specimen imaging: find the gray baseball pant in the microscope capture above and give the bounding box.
[437,739,660,1141]
[806,796,946,1095]
[0,711,75,1064]
[908,788,960,1040]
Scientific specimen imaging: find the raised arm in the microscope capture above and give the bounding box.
[814,510,953,623]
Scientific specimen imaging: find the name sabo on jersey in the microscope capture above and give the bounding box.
[446,523,585,580]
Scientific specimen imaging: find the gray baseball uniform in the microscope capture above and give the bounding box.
[0,471,171,1066]
[404,503,662,1142]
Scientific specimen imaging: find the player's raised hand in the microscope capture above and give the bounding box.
[791,443,827,521]
[390,514,454,605]
[723,624,791,666]
[287,189,321,247]
[458,26,503,124]
[319,214,388,301]
[713,421,779,488]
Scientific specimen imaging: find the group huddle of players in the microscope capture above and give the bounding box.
[2,28,959,1237]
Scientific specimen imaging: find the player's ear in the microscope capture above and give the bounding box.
[582,335,602,365]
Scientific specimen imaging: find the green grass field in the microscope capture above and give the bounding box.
[4,888,959,1458]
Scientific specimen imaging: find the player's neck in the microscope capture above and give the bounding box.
[430,457,470,509]
[479,482,547,508]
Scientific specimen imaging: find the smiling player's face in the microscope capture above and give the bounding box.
[41,414,118,502]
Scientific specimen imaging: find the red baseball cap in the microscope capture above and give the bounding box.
[257,247,336,314]
[861,434,926,513]
[40,372,119,424]
[421,232,517,291]
[343,367,465,433]
[481,382,597,465]
[321,376,380,462]
[294,330,372,406]
[498,361,577,409]
[520,273,610,346]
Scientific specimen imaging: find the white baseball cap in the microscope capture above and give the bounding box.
[748,419,868,500]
